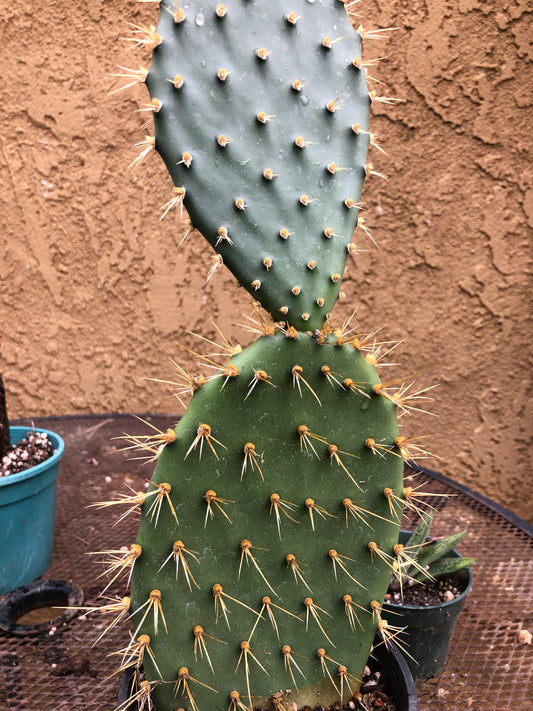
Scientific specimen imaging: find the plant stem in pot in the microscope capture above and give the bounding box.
[0,374,10,460]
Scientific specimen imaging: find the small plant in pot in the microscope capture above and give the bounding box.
[0,373,65,595]
[383,511,475,679]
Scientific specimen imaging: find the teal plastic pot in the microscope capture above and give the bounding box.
[382,530,473,680]
[0,427,65,595]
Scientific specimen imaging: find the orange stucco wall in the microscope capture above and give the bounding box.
[1,1,531,521]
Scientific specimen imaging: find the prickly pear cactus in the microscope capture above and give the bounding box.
[141,0,372,332]
[130,330,403,709]
[104,1,411,710]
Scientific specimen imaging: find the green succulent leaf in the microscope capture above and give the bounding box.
[415,530,468,570]
[418,555,475,581]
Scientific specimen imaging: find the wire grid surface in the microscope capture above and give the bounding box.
[0,415,531,711]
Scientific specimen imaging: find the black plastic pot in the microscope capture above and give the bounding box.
[382,530,473,680]
[0,578,84,635]
[368,632,418,711]
[117,633,418,711]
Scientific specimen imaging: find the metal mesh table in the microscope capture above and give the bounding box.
[1,415,532,711]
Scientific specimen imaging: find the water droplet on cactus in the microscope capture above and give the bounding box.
[195,11,205,26]
[300,95,310,107]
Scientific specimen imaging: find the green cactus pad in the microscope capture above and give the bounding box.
[130,330,403,710]
[146,0,371,331]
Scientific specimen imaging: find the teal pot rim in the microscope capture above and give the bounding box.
[384,529,473,612]
[1,426,65,489]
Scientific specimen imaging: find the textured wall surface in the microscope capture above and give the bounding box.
[1,0,531,521]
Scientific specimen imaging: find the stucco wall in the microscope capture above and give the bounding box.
[1,1,531,521]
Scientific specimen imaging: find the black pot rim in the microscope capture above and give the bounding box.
[0,578,84,635]
[385,565,473,612]
[117,632,418,711]
[369,631,418,710]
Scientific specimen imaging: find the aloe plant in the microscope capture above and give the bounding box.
[388,512,475,595]
[96,2,433,709]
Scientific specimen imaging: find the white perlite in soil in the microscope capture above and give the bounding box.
[388,576,463,607]
[1,431,55,477]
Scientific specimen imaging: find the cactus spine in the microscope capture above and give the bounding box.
[105,2,415,710]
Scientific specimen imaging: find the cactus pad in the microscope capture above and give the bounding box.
[146,0,371,331]
[130,330,403,710]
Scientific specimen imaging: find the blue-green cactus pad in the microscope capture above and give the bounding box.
[147,0,371,331]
